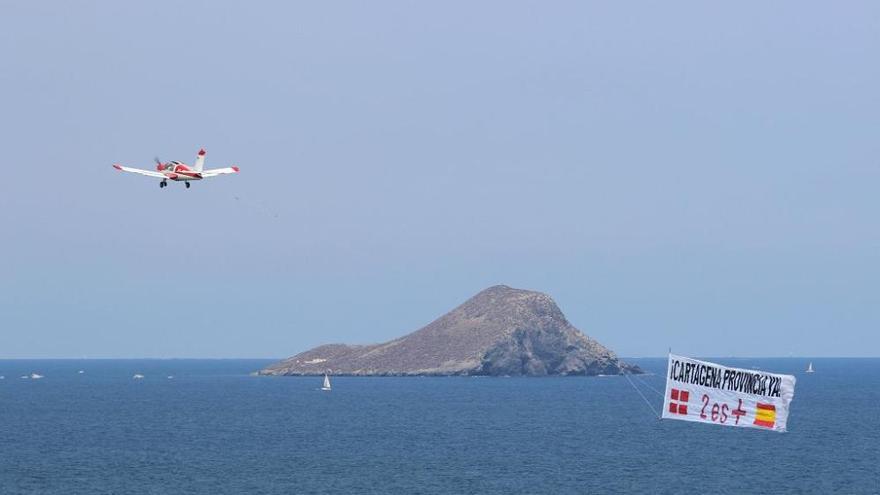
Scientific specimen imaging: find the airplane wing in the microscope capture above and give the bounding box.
[113,164,167,178]
[200,166,240,178]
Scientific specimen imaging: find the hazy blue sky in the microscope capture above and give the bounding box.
[1,2,878,358]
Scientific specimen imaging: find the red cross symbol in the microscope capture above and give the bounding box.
[731,398,747,425]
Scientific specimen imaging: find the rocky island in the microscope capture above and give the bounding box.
[260,285,641,377]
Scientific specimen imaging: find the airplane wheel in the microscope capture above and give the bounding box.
[159,182,164,188]
[185,182,191,189]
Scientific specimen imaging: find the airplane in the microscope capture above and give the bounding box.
[112,148,239,188]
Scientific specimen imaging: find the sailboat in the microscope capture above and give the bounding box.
[321,373,332,391]
[806,362,814,373]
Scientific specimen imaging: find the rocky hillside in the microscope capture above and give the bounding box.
[260,285,641,376]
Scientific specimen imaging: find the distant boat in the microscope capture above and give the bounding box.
[78,370,85,374]
[133,374,145,380]
[167,376,174,379]
[0,375,5,380]
[321,373,332,391]
[30,373,44,380]
[806,362,814,373]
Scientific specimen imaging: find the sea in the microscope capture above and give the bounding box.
[1,358,877,494]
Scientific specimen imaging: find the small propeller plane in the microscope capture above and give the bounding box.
[113,148,239,188]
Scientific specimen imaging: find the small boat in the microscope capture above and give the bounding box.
[806,362,814,373]
[30,373,44,379]
[0,376,5,380]
[167,375,174,379]
[78,370,85,374]
[133,374,145,380]
[321,373,332,391]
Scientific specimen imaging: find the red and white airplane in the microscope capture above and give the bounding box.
[113,148,239,188]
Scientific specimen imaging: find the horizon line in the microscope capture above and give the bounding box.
[1,356,878,360]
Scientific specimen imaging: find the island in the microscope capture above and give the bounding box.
[259,285,641,376]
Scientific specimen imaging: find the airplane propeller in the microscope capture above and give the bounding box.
[154,156,165,171]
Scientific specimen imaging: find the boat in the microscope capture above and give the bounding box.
[30,373,44,379]
[321,373,332,391]
[167,375,174,379]
[133,374,145,380]
[806,362,814,373]
[78,370,85,374]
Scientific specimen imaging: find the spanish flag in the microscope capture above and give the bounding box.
[753,403,776,428]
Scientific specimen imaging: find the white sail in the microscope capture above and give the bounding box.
[806,362,814,373]
[321,373,332,391]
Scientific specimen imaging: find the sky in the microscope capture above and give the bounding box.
[1,1,878,358]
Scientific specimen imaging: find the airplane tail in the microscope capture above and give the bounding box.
[194,148,206,172]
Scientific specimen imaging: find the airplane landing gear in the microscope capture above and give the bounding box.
[185,182,191,189]
[159,180,167,188]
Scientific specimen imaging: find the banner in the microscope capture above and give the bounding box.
[662,354,796,432]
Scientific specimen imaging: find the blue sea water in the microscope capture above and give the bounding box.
[1,358,878,494]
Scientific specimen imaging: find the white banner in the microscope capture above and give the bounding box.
[662,354,796,432]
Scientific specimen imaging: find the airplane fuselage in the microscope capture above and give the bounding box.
[159,162,203,181]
